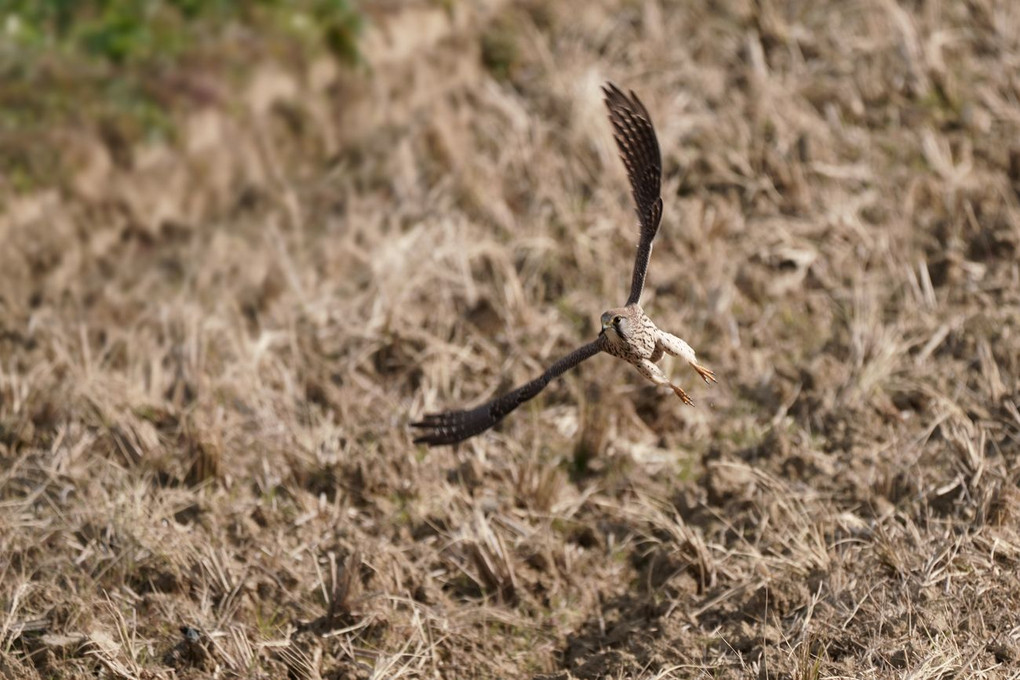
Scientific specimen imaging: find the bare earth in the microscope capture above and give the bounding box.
[2,1,1019,678]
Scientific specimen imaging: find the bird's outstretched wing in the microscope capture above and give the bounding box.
[603,82,663,306]
[412,339,604,446]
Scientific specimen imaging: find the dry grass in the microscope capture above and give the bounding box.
[2,0,1020,678]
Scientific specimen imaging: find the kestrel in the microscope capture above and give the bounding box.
[412,83,716,446]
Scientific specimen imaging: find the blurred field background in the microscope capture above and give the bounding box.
[1,0,1019,678]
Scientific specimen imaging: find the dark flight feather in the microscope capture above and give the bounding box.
[411,339,604,446]
[602,82,664,306]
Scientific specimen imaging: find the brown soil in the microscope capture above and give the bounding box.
[2,1,1019,678]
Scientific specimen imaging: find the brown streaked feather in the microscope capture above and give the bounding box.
[411,339,605,446]
[603,82,664,306]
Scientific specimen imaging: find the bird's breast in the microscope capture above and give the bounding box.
[603,321,657,362]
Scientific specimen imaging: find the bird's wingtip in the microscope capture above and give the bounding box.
[602,81,623,99]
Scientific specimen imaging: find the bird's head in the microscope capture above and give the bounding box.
[600,308,630,344]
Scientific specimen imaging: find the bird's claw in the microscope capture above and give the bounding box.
[693,363,716,385]
[672,384,695,407]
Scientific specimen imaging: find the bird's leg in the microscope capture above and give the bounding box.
[656,331,717,385]
[635,358,694,406]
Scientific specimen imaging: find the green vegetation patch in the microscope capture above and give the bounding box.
[0,0,363,191]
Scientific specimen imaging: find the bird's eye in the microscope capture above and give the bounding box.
[613,316,622,325]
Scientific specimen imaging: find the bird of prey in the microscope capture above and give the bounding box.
[412,82,716,446]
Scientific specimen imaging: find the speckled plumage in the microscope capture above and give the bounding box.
[599,304,714,406]
[412,83,716,446]
[600,306,657,362]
